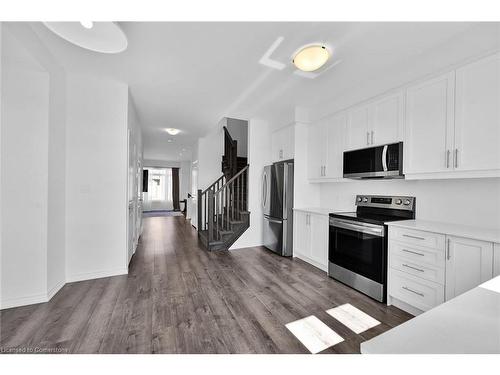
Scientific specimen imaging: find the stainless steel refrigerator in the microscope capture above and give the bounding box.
[262,161,294,256]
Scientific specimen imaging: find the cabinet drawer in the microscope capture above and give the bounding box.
[389,269,444,312]
[389,227,445,250]
[390,255,445,285]
[389,240,445,268]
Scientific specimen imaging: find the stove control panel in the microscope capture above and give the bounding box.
[355,195,416,211]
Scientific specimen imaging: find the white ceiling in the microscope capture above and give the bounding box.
[30,22,500,161]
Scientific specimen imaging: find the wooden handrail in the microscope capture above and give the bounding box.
[202,174,225,194]
[215,165,248,194]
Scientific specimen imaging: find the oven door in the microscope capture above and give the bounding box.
[329,218,385,284]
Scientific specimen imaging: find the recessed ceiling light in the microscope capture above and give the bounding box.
[292,45,329,72]
[165,128,181,135]
[80,21,94,29]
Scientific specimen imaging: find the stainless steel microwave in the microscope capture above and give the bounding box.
[343,142,404,179]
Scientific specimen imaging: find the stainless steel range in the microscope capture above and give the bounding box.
[328,195,416,302]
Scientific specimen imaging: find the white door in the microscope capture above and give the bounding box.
[293,211,310,257]
[189,164,199,227]
[454,53,500,172]
[309,214,329,268]
[325,112,347,179]
[307,120,327,179]
[494,243,500,277]
[347,104,370,150]
[445,236,493,300]
[371,91,404,146]
[404,72,455,174]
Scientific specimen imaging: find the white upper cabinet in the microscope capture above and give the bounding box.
[272,124,295,162]
[445,236,493,300]
[454,53,500,172]
[404,72,455,174]
[347,104,371,150]
[494,243,500,277]
[346,91,404,151]
[307,119,328,179]
[308,112,346,181]
[325,112,347,179]
[371,91,404,146]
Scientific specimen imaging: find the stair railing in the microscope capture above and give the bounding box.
[197,174,225,231]
[201,165,249,242]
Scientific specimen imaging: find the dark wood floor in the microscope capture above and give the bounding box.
[0,216,412,354]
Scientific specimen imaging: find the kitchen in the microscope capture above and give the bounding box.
[262,49,500,353]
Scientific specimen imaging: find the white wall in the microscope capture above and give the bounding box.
[227,118,248,157]
[1,27,50,308]
[231,118,272,249]
[65,74,129,282]
[197,122,224,190]
[320,178,500,229]
[180,160,191,202]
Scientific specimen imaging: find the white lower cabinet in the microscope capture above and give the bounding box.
[388,226,497,316]
[293,210,329,271]
[445,236,493,300]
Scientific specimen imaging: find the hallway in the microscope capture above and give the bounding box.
[0,216,411,354]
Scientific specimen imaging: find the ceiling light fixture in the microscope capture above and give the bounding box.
[292,45,330,72]
[80,21,94,29]
[165,128,181,135]
[167,139,173,143]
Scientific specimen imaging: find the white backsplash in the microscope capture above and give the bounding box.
[320,177,500,229]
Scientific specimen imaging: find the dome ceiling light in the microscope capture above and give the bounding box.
[165,128,181,135]
[292,45,330,72]
[43,22,127,54]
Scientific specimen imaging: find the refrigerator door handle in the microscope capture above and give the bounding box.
[283,163,288,219]
[262,171,267,209]
[264,216,283,224]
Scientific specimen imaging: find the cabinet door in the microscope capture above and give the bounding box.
[309,214,329,267]
[307,120,328,179]
[454,53,500,172]
[494,243,500,277]
[325,112,347,179]
[371,91,404,146]
[405,72,455,174]
[271,130,282,162]
[347,104,370,150]
[445,236,493,300]
[293,211,310,257]
[283,125,295,160]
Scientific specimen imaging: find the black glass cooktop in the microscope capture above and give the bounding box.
[329,211,410,225]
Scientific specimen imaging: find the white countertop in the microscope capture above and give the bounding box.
[293,207,334,216]
[386,219,500,243]
[360,276,500,354]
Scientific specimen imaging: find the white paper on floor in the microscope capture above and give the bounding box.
[285,315,344,354]
[326,303,380,334]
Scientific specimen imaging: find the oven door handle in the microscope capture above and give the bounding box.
[331,220,385,237]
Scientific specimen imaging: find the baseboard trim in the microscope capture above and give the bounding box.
[1,292,48,310]
[66,268,128,283]
[47,279,66,300]
[293,253,328,272]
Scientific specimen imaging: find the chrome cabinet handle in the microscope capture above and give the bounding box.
[371,131,374,145]
[366,132,370,145]
[402,248,425,257]
[402,286,424,297]
[402,234,425,240]
[446,150,450,168]
[323,165,326,177]
[454,149,458,168]
[403,263,425,272]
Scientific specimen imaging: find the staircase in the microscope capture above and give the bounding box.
[197,126,249,251]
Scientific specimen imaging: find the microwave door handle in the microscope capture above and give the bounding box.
[382,145,388,172]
